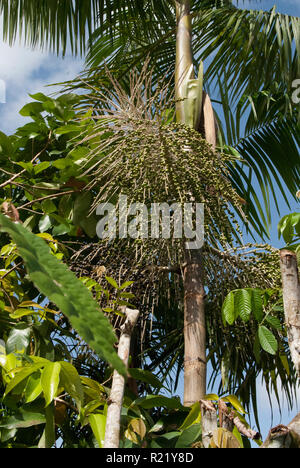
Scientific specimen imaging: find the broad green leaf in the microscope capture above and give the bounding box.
[19,102,44,117]
[222,395,247,415]
[79,214,98,238]
[0,409,46,429]
[282,218,294,244]
[128,368,163,389]
[265,315,282,331]
[150,431,181,449]
[179,402,201,431]
[52,223,71,236]
[233,426,244,448]
[119,281,134,290]
[9,308,39,319]
[175,423,202,448]
[34,161,51,174]
[24,372,43,403]
[16,161,34,173]
[133,395,186,411]
[36,233,56,243]
[149,412,188,434]
[6,323,32,353]
[89,414,106,448]
[41,199,57,214]
[0,214,126,377]
[222,291,236,325]
[278,213,300,242]
[59,361,84,412]
[0,130,14,157]
[52,159,69,170]
[72,192,92,225]
[251,289,264,322]
[2,353,19,377]
[105,276,119,289]
[4,363,44,397]
[39,214,52,233]
[29,92,50,102]
[235,289,252,322]
[41,362,61,407]
[55,124,82,135]
[258,326,278,355]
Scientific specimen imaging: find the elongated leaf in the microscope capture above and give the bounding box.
[4,363,44,397]
[251,289,264,322]
[6,323,32,354]
[258,326,278,355]
[0,214,126,376]
[175,423,202,448]
[128,368,163,389]
[222,291,236,325]
[0,409,46,430]
[179,402,201,431]
[41,362,61,407]
[222,395,247,415]
[24,373,43,403]
[105,276,119,289]
[265,315,282,331]
[133,395,186,411]
[59,361,84,412]
[89,413,106,448]
[234,289,252,322]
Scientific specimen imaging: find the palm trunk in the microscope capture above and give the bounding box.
[175,0,194,122]
[175,0,207,406]
[183,249,207,406]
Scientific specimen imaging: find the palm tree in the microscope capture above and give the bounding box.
[2,0,297,232]
[1,0,299,407]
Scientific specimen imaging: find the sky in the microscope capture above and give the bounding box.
[0,0,299,444]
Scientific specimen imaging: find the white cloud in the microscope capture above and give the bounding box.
[0,37,85,134]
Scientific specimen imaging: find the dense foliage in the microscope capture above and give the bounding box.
[0,0,299,449]
[0,86,298,447]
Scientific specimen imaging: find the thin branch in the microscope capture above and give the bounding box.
[0,134,52,190]
[18,190,75,210]
[104,308,140,448]
[1,262,23,280]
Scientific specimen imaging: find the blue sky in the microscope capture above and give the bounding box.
[0,0,299,443]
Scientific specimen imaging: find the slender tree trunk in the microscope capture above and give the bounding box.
[183,249,207,405]
[104,308,139,448]
[175,0,207,406]
[279,250,300,379]
[175,0,194,122]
